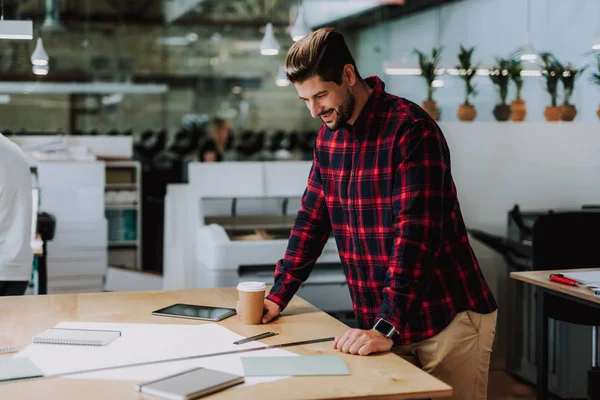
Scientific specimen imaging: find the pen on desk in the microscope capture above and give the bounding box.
[549,274,579,286]
[234,331,279,345]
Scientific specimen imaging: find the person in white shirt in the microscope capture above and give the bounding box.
[0,133,33,296]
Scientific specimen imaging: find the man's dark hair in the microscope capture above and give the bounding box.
[285,27,361,85]
[211,117,228,130]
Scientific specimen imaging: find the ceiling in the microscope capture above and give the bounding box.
[2,0,296,27]
[1,0,455,29]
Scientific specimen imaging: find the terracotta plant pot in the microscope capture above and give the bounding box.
[493,104,511,122]
[544,106,562,122]
[559,104,577,121]
[597,105,600,121]
[422,99,439,120]
[510,99,527,122]
[457,104,477,122]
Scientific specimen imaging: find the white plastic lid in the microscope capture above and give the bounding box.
[237,281,267,292]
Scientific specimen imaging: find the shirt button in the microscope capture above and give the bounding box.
[354,139,360,144]
[362,297,368,303]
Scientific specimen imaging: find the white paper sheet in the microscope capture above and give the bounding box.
[15,322,296,387]
[562,270,600,286]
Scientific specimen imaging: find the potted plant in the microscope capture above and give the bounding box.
[507,54,527,121]
[413,46,443,120]
[539,52,563,122]
[489,58,512,121]
[456,45,479,121]
[591,54,600,120]
[558,61,588,121]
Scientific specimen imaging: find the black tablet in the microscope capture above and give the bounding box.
[152,304,236,322]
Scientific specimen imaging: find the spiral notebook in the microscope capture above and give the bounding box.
[33,328,121,346]
[0,345,18,355]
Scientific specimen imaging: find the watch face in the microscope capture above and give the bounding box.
[375,319,395,337]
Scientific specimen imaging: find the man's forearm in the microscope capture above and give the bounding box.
[267,154,332,311]
[267,209,332,311]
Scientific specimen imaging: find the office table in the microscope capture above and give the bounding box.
[511,269,600,400]
[0,288,452,399]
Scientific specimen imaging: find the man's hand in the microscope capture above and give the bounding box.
[333,328,394,356]
[236,298,281,324]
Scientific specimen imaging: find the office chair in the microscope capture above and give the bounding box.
[532,212,600,399]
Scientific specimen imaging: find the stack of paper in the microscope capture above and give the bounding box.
[15,322,297,388]
[37,162,107,294]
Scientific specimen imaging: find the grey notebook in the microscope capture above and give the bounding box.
[0,357,44,382]
[135,367,244,400]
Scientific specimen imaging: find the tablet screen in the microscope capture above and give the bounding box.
[152,304,236,321]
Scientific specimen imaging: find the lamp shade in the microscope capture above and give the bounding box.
[275,65,290,87]
[520,37,537,62]
[31,38,49,66]
[593,27,600,50]
[290,5,311,41]
[33,64,49,76]
[260,23,280,56]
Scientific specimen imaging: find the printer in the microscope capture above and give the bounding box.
[164,161,352,314]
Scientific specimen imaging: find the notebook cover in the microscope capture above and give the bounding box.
[136,367,244,400]
[241,356,350,377]
[0,358,44,382]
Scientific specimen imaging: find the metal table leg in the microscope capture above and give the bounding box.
[591,326,600,400]
[39,241,47,295]
[536,289,549,400]
[593,326,599,368]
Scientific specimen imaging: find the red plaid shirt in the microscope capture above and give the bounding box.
[267,76,497,344]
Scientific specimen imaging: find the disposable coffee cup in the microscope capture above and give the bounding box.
[237,282,267,325]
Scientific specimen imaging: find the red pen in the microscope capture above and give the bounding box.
[549,274,579,286]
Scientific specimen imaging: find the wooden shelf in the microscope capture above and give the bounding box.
[105,161,142,271]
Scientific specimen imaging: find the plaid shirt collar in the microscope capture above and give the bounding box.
[337,76,386,133]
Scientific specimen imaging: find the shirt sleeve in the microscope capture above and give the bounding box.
[266,144,332,311]
[376,119,447,333]
[0,159,33,279]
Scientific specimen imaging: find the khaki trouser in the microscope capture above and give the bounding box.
[392,310,498,400]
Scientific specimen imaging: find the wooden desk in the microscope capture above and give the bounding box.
[0,288,452,399]
[511,269,600,400]
[511,269,600,306]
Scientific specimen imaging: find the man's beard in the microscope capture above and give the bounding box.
[324,90,355,131]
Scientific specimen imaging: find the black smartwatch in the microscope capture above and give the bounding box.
[372,318,398,338]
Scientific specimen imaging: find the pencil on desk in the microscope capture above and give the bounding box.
[234,331,278,345]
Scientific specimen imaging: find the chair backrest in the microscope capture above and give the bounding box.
[532,211,600,271]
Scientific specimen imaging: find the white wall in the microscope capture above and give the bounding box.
[440,122,600,236]
[354,0,600,122]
